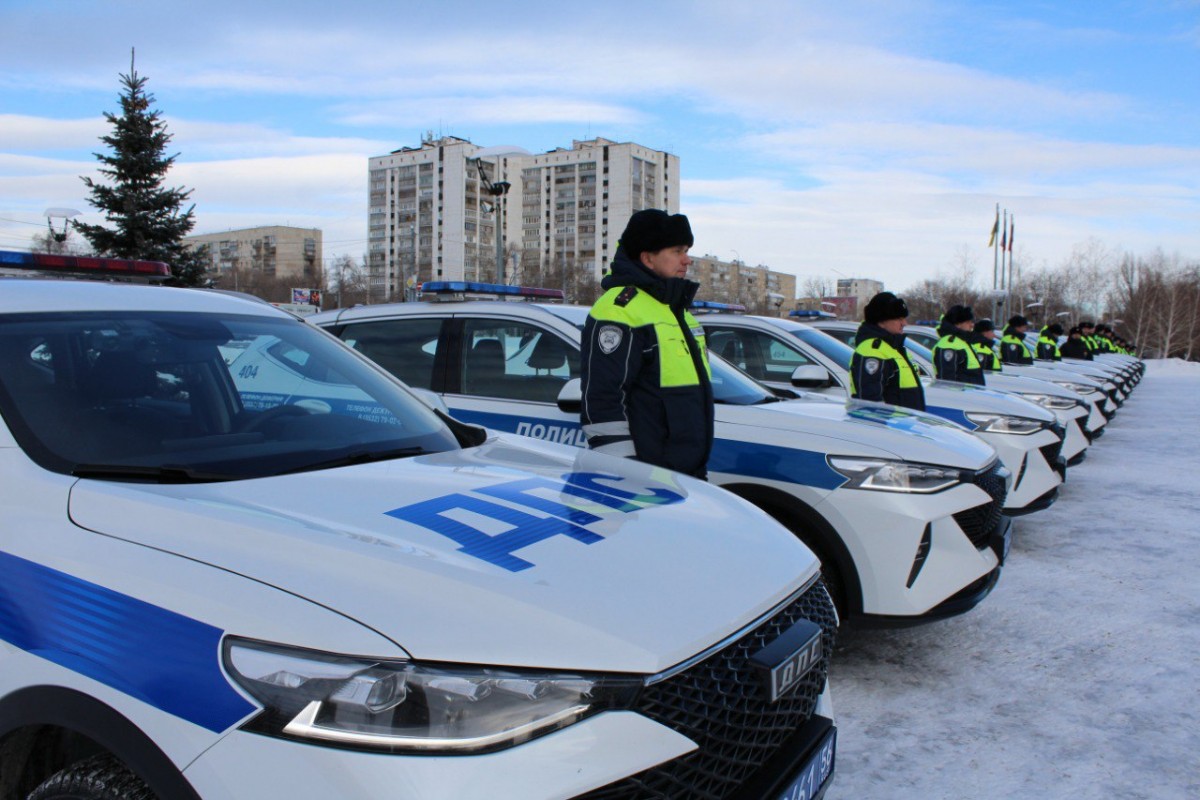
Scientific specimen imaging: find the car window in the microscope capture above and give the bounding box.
[335,317,443,390]
[0,311,459,480]
[459,319,578,403]
[705,325,814,382]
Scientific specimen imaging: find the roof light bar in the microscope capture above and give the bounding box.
[788,310,836,318]
[420,281,564,301]
[691,300,746,313]
[0,250,171,279]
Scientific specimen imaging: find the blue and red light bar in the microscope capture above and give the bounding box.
[788,310,836,319]
[0,250,171,279]
[420,281,565,300]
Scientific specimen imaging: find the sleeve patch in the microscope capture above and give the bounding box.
[598,325,624,354]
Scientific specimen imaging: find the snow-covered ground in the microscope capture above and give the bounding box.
[825,359,1200,800]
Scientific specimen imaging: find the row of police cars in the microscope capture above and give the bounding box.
[0,252,1138,800]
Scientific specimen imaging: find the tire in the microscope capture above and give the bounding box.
[27,754,157,800]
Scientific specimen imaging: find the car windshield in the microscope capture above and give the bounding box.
[0,310,460,481]
[708,353,779,405]
[791,329,854,370]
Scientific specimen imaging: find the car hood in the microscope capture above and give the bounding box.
[924,382,1057,425]
[66,435,818,674]
[716,399,995,470]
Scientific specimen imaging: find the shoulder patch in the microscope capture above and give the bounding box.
[864,358,881,375]
[943,350,955,361]
[597,325,624,354]
[614,286,638,307]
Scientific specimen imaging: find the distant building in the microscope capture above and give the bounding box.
[367,135,679,301]
[184,225,322,287]
[835,278,884,313]
[689,254,796,316]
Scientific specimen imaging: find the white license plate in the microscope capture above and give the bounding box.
[775,727,836,800]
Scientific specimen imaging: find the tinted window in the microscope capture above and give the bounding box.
[336,317,443,390]
[459,319,578,403]
[704,325,814,382]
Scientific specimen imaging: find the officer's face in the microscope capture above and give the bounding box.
[879,317,906,335]
[641,245,692,280]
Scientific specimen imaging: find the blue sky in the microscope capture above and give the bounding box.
[1,0,1197,291]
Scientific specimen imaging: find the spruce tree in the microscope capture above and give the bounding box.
[74,57,209,286]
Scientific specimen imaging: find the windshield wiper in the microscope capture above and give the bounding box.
[72,464,240,483]
[275,446,429,476]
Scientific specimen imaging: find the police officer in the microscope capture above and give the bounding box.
[580,209,714,479]
[1037,322,1064,360]
[1059,326,1092,360]
[850,292,925,410]
[1079,320,1099,354]
[932,305,985,385]
[1000,315,1035,365]
[973,318,1001,372]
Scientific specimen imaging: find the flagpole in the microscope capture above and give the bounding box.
[991,203,1000,320]
[1006,214,1014,313]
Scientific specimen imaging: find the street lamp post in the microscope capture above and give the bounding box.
[469,145,531,284]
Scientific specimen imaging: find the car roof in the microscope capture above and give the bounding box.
[0,278,292,317]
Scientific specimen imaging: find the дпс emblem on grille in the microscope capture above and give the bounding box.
[749,618,823,702]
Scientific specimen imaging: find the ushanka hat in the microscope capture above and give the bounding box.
[619,209,694,261]
[863,292,909,324]
[944,305,975,325]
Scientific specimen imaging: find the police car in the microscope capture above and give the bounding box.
[311,283,1017,625]
[904,324,1127,413]
[700,313,1096,466]
[0,258,838,800]
[697,315,1064,515]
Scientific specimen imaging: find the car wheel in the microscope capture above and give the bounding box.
[27,754,156,800]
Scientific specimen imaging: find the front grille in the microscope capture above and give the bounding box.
[953,462,1008,548]
[574,580,838,800]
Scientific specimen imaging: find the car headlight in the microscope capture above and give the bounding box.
[224,638,641,753]
[1051,381,1094,396]
[827,456,964,493]
[965,413,1046,435]
[1016,392,1080,411]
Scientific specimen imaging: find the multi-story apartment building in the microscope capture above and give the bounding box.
[689,254,797,316]
[835,278,884,310]
[184,225,322,287]
[366,135,680,301]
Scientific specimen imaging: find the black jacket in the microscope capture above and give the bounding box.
[580,250,714,478]
[932,321,986,385]
[850,322,926,411]
[1059,337,1092,360]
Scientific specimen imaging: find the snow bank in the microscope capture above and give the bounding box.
[826,369,1200,799]
[1144,357,1200,377]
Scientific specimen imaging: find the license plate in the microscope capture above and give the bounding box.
[776,727,836,800]
[749,619,823,702]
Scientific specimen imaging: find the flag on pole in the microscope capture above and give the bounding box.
[1000,221,1007,250]
[1007,218,1014,252]
[988,208,999,246]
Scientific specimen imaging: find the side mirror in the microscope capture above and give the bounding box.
[557,378,582,413]
[791,364,832,389]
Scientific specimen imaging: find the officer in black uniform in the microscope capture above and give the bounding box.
[1000,315,1035,365]
[850,292,925,410]
[580,209,714,479]
[932,305,985,385]
[1036,322,1065,360]
[973,318,1001,372]
[1059,326,1092,360]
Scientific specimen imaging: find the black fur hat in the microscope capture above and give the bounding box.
[975,318,996,333]
[1007,314,1030,329]
[863,292,909,324]
[619,209,694,262]
[944,304,975,325]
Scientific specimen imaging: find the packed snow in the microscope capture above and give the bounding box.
[825,359,1199,799]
